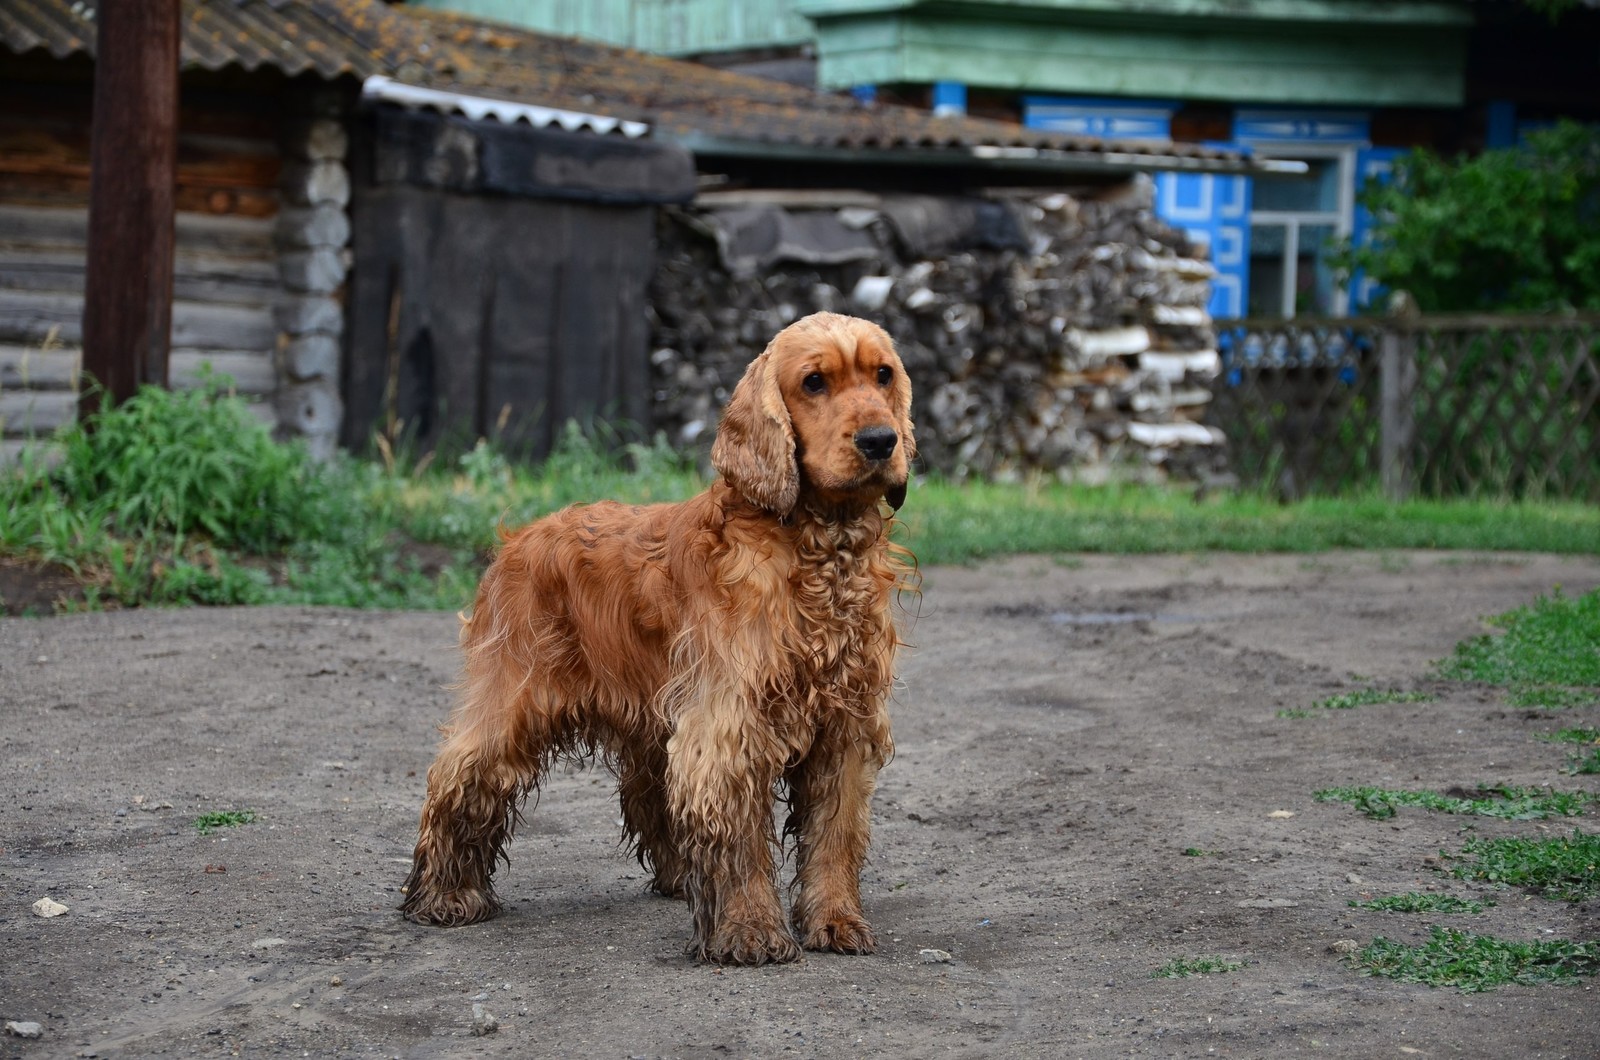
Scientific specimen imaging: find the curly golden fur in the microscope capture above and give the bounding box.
[401,312,915,965]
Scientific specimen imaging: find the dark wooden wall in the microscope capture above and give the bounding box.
[341,108,692,458]
[342,185,656,457]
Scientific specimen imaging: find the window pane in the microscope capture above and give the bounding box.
[1248,223,1286,317]
[1297,223,1340,315]
[1251,158,1340,213]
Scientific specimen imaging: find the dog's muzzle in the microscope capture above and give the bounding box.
[853,426,898,464]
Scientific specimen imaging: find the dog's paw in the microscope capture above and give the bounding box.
[695,922,802,966]
[798,913,876,955]
[648,871,687,901]
[399,887,501,927]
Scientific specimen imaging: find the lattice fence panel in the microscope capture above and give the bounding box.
[1407,324,1600,500]
[1208,315,1600,501]
[1209,322,1385,498]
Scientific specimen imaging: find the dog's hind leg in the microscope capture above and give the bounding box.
[401,624,567,927]
[617,739,687,899]
[786,729,886,954]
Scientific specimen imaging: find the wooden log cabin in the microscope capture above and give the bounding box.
[0,51,291,457]
[0,0,1267,466]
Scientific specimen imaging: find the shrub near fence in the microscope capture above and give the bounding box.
[1207,315,1600,501]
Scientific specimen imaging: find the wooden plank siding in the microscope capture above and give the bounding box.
[812,13,1469,106]
[408,0,814,55]
[342,182,655,458]
[0,75,288,443]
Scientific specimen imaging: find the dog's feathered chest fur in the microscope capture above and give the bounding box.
[779,510,899,714]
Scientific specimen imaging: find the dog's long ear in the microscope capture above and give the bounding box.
[711,347,798,516]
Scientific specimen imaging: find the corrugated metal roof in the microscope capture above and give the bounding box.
[0,0,1261,172]
[406,9,1250,169]
[0,0,469,80]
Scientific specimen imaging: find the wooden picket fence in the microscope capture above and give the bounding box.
[1206,314,1600,501]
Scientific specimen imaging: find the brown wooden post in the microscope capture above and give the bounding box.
[80,0,181,418]
[1379,324,1417,502]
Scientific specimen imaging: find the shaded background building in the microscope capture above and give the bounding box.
[409,0,1600,319]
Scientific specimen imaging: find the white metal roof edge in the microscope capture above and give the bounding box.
[361,75,651,139]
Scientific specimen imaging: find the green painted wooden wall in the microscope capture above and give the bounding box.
[409,0,812,54]
[812,11,1468,105]
[414,0,1472,107]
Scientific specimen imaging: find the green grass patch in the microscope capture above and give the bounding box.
[1314,783,1593,821]
[194,809,257,836]
[5,381,1599,611]
[1181,847,1222,857]
[1349,892,1491,914]
[1278,687,1435,718]
[898,481,1600,565]
[1541,727,1600,745]
[1151,956,1242,979]
[1353,927,1599,992]
[1447,830,1600,901]
[1437,588,1600,708]
[1510,686,1600,709]
[0,389,695,610]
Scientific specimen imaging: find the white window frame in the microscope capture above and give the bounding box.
[1244,143,1358,318]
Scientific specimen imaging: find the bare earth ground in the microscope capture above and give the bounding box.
[3,550,1599,1059]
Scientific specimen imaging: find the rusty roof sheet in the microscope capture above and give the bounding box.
[409,9,1244,167]
[0,0,1252,170]
[0,0,469,81]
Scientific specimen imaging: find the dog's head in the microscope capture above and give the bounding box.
[712,312,915,518]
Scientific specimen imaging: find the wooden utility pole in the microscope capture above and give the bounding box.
[80,0,181,417]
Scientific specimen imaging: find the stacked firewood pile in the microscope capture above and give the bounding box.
[648,179,1227,482]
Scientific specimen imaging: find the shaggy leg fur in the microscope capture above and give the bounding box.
[787,738,879,954]
[402,629,568,926]
[617,741,687,899]
[668,709,800,965]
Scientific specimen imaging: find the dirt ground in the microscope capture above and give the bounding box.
[3,550,1599,1059]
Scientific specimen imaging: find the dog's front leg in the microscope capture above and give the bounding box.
[666,698,799,965]
[786,725,886,954]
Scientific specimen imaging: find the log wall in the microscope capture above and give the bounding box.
[0,76,289,460]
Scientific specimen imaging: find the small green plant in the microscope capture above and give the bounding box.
[1181,847,1222,857]
[194,809,257,836]
[1315,784,1593,821]
[1540,728,1600,774]
[1565,749,1600,775]
[1278,687,1435,718]
[1352,927,1600,992]
[1446,830,1600,901]
[1348,893,1491,915]
[1151,956,1241,979]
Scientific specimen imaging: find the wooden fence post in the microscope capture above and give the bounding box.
[80,0,180,418]
[1379,325,1416,502]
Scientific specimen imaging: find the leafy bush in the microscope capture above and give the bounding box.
[1342,121,1600,312]
[54,374,333,552]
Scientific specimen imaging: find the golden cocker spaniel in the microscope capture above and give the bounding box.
[401,312,915,965]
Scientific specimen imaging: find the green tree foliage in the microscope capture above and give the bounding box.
[1344,121,1600,312]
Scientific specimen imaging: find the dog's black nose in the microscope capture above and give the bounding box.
[854,426,898,462]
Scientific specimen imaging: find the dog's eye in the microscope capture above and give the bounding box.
[876,365,893,386]
[802,372,826,394]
